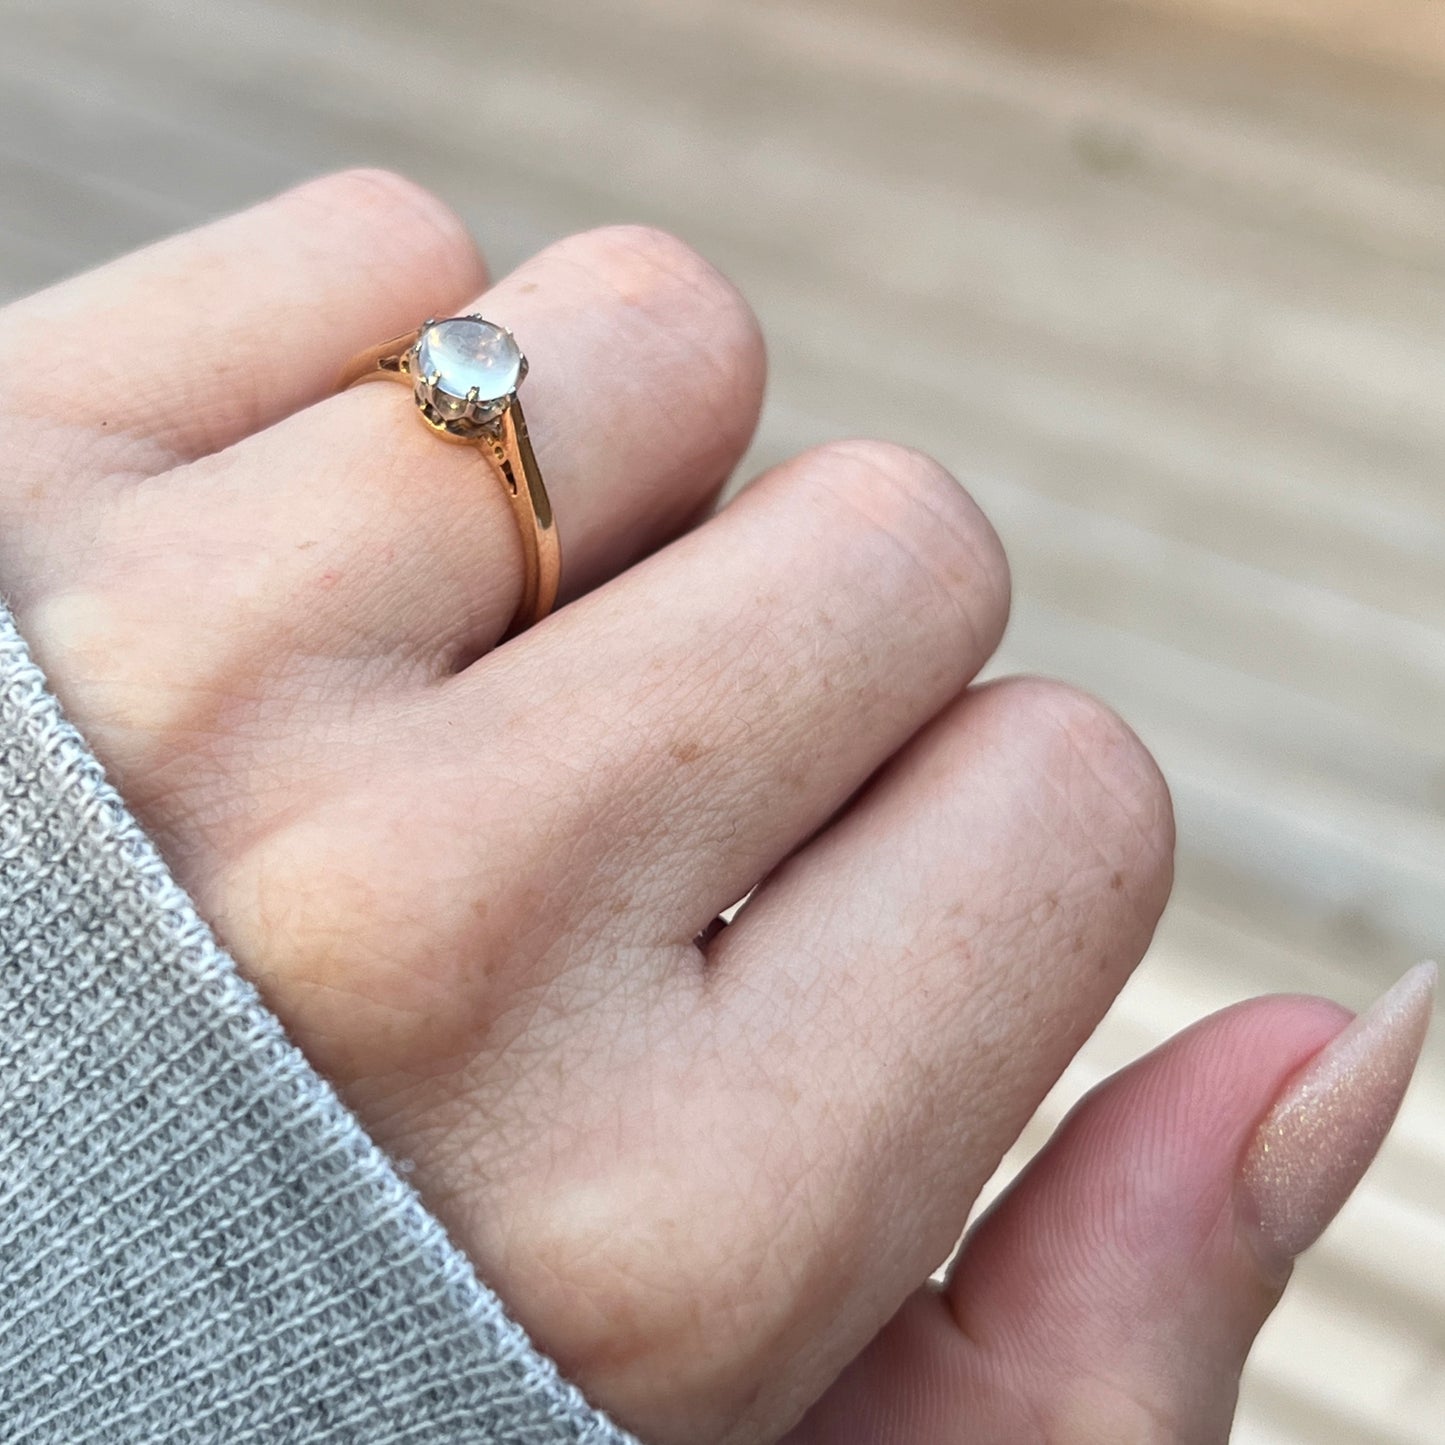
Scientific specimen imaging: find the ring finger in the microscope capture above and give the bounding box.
[129,220,766,675]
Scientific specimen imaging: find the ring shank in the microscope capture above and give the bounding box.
[478,398,558,634]
[339,331,560,637]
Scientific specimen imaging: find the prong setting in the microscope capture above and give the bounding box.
[408,316,526,438]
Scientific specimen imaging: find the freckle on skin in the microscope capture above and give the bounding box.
[1110,870,1125,891]
[296,540,318,551]
[671,740,703,764]
[519,281,539,294]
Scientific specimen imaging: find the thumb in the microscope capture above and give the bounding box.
[787,967,1434,1444]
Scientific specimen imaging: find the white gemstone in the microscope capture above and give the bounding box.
[415,318,523,409]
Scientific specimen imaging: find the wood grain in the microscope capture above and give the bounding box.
[0,0,1440,1438]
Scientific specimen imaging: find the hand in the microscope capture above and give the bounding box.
[0,171,1429,1445]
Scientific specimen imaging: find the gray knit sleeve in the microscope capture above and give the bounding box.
[0,601,640,1445]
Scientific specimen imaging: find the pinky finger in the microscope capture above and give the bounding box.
[786,968,1434,1445]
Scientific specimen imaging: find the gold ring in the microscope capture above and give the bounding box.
[338,315,560,636]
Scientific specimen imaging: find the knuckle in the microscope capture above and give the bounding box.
[22,586,230,781]
[990,676,1176,897]
[588,223,734,300]
[298,168,480,272]
[220,802,491,1081]
[508,1165,791,1438]
[812,439,1011,646]
[551,224,765,458]
[573,225,764,375]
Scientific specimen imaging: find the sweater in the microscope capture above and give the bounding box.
[0,598,639,1443]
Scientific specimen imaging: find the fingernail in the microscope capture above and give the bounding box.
[1238,962,1436,1267]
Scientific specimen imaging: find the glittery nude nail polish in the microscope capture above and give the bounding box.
[1239,963,1436,1268]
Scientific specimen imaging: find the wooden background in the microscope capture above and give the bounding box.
[2,0,1441,1438]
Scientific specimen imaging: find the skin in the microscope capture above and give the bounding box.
[0,170,1377,1444]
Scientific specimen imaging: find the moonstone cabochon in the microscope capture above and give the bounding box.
[415,318,524,403]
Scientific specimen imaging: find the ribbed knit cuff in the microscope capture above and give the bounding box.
[0,601,638,1445]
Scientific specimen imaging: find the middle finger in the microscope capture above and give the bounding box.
[439,438,1012,959]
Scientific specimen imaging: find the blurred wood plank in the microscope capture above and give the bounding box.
[0,0,1441,1438]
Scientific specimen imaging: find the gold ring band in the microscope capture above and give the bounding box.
[338,315,560,637]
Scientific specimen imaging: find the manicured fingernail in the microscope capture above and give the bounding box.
[1239,963,1436,1267]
